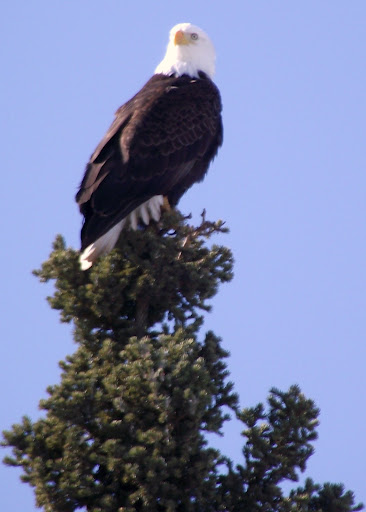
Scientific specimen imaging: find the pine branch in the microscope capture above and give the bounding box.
[2,209,363,512]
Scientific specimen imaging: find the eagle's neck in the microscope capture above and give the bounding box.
[155,60,201,79]
[154,47,215,79]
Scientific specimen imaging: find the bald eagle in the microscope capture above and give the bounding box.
[76,23,223,270]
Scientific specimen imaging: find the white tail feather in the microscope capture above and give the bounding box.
[140,203,149,225]
[79,219,126,270]
[148,195,164,221]
[79,195,164,270]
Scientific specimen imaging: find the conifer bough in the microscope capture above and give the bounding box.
[2,211,363,512]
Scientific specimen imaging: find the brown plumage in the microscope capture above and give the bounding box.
[76,23,223,269]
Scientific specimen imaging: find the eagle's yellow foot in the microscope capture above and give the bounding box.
[162,196,171,211]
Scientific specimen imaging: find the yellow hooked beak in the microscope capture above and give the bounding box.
[174,30,189,46]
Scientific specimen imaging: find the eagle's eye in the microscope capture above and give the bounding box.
[190,33,198,41]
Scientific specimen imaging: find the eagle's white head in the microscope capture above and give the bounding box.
[155,23,216,79]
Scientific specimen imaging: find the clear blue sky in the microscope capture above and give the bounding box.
[1,1,365,509]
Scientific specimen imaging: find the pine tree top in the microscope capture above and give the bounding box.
[2,210,363,512]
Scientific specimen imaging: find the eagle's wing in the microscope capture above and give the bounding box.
[76,74,222,250]
[75,100,134,207]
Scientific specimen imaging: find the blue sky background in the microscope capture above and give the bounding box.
[1,1,365,509]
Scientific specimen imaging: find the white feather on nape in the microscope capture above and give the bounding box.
[79,195,164,270]
[154,23,216,79]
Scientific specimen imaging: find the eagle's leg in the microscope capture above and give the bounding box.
[162,196,171,211]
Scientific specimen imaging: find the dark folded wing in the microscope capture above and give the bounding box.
[76,74,222,249]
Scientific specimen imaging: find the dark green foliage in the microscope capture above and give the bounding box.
[217,386,319,510]
[287,479,364,512]
[33,210,232,343]
[2,210,363,511]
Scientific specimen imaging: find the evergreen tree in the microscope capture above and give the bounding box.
[2,210,363,511]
